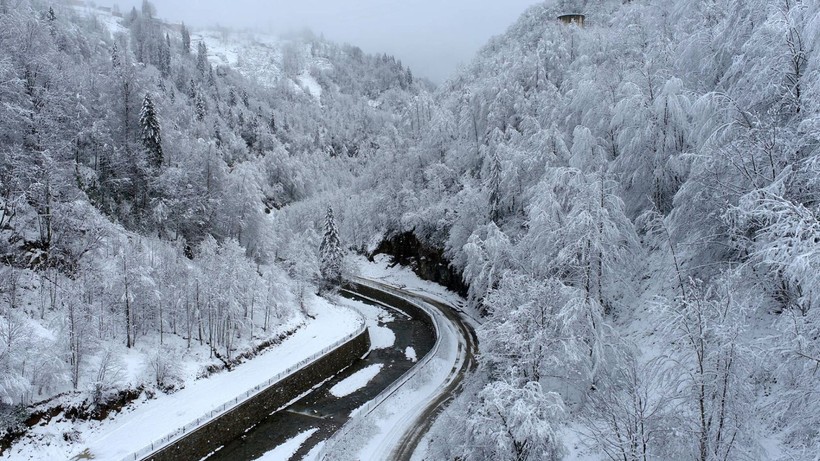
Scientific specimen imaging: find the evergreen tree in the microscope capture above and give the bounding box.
[141,0,155,18]
[319,205,343,288]
[195,92,206,122]
[159,33,171,77]
[180,23,190,54]
[46,5,56,37]
[111,42,121,68]
[139,93,163,168]
[196,41,208,76]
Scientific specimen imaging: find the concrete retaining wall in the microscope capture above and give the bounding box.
[143,329,370,461]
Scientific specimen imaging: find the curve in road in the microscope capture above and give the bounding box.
[206,282,435,461]
[319,277,478,461]
[208,277,477,461]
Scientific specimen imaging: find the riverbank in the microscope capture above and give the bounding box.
[1,295,362,461]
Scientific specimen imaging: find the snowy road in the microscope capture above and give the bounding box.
[207,284,435,461]
[311,275,478,461]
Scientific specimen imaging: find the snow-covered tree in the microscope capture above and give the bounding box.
[139,93,163,168]
[196,40,208,76]
[485,148,502,223]
[465,380,565,461]
[180,22,190,54]
[659,279,756,461]
[319,205,343,289]
[195,92,206,122]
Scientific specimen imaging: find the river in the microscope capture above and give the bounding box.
[205,289,436,461]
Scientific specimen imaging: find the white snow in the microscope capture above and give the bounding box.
[329,364,384,398]
[70,5,128,37]
[1,295,363,461]
[297,71,323,100]
[404,346,417,362]
[355,254,479,323]
[191,29,331,99]
[339,296,396,350]
[254,428,318,461]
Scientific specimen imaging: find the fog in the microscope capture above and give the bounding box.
[115,0,546,83]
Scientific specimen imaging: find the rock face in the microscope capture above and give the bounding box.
[374,232,468,297]
[145,330,370,461]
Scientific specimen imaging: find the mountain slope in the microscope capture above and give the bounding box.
[332,0,820,459]
[0,0,422,453]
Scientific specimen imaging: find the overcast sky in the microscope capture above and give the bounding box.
[115,0,545,83]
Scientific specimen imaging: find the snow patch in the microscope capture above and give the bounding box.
[404,346,417,362]
[255,428,317,461]
[297,71,322,100]
[71,5,128,37]
[339,297,396,350]
[329,364,383,398]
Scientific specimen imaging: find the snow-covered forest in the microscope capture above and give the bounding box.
[2,0,820,459]
[0,0,420,447]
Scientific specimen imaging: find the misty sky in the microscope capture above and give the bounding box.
[116,0,546,83]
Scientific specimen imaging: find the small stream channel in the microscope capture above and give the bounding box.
[205,290,435,461]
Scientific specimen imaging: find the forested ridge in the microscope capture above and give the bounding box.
[3,0,820,459]
[0,0,420,447]
[335,0,820,459]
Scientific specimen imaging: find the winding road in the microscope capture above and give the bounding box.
[208,276,477,461]
[390,288,478,461]
[317,277,479,461]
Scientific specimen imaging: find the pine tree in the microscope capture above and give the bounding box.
[159,33,171,77]
[319,205,343,288]
[181,23,191,54]
[195,92,206,122]
[228,88,237,107]
[111,43,121,68]
[196,41,208,76]
[139,93,163,168]
[46,6,56,37]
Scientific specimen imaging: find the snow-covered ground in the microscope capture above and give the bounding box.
[329,364,384,398]
[354,254,479,323]
[1,295,363,461]
[297,71,323,100]
[404,346,417,362]
[257,428,319,461]
[70,4,129,36]
[341,295,396,350]
[71,5,326,102]
[194,29,327,102]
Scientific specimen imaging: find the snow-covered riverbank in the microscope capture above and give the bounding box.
[1,296,362,461]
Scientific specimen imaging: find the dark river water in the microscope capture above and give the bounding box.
[206,290,435,461]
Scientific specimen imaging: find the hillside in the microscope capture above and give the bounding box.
[331,0,820,459]
[3,0,820,460]
[0,0,422,454]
